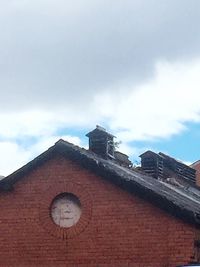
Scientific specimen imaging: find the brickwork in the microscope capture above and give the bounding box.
[191,161,200,186]
[0,155,196,267]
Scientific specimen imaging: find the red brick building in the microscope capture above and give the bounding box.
[0,126,200,267]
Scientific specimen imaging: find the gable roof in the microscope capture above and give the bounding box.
[1,139,200,228]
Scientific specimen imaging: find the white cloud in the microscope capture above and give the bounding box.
[0,141,30,175]
[0,0,200,112]
[29,135,83,156]
[1,58,200,175]
[94,58,200,143]
[1,1,200,174]
[0,134,83,176]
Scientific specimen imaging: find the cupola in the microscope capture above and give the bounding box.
[86,125,115,159]
[140,150,196,185]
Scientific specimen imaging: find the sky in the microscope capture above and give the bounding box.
[1,0,200,175]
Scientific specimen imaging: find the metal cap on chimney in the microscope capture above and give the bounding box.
[86,125,116,159]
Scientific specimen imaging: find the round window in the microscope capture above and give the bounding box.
[50,193,82,228]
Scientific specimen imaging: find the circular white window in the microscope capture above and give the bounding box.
[50,193,82,228]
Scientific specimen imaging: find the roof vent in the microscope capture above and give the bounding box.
[86,125,115,159]
[140,151,196,184]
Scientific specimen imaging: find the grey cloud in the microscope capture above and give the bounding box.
[0,0,200,110]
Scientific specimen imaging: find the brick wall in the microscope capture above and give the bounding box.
[0,155,196,267]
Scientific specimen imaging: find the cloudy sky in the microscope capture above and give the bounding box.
[1,0,200,175]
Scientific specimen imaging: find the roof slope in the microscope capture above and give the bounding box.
[1,139,200,227]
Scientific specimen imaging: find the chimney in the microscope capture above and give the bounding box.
[140,151,196,185]
[86,125,115,159]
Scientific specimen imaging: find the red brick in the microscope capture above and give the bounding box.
[0,155,196,266]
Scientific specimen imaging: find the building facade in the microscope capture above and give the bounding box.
[0,127,200,267]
